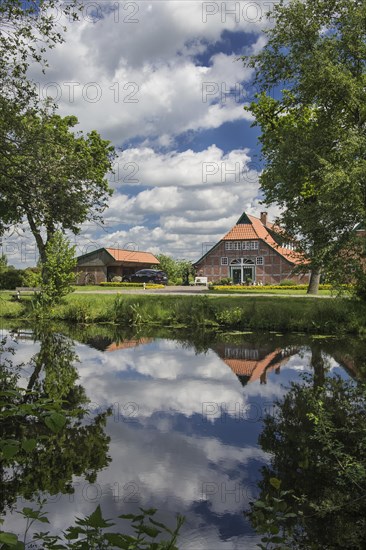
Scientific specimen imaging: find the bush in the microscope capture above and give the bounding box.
[22,267,42,287]
[99,282,164,289]
[0,269,24,289]
[216,277,233,286]
[278,279,297,286]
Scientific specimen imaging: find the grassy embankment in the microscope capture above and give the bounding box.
[0,290,365,335]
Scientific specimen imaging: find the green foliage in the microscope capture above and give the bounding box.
[0,269,24,290]
[278,280,297,287]
[216,277,233,286]
[0,254,8,273]
[0,504,184,550]
[244,0,366,290]
[99,282,164,288]
[1,110,115,263]
[249,374,366,548]
[156,254,193,285]
[0,329,111,513]
[0,330,184,549]
[39,232,77,306]
[21,267,42,288]
[215,307,243,326]
[0,0,80,103]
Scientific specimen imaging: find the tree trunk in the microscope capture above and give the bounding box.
[26,213,46,264]
[307,268,321,295]
[311,344,325,388]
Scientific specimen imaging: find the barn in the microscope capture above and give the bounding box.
[75,248,160,284]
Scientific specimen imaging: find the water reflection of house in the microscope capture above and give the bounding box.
[105,339,153,352]
[213,343,299,386]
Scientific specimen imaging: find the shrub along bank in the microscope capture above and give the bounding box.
[0,292,365,335]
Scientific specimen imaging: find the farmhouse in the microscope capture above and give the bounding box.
[194,211,309,285]
[75,248,160,284]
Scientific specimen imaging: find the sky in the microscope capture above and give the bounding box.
[5,0,283,267]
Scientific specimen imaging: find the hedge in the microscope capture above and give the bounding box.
[99,282,164,289]
[209,284,352,291]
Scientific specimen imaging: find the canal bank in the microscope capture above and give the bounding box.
[0,292,365,335]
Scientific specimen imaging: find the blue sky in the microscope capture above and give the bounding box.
[8,1,282,267]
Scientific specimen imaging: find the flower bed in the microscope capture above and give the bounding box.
[209,284,351,291]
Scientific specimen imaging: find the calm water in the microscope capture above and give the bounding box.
[1,324,363,549]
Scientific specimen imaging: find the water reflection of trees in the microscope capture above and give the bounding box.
[0,326,111,514]
[248,367,366,549]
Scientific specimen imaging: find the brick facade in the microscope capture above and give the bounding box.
[195,240,309,284]
[194,212,310,285]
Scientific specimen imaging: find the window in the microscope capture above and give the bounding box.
[242,241,259,250]
[221,257,228,265]
[256,257,264,265]
[225,241,241,250]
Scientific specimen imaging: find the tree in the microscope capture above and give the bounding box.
[0,326,111,514]
[248,374,366,549]
[0,1,81,223]
[0,0,80,103]
[244,0,366,294]
[39,231,76,304]
[0,253,7,273]
[1,111,115,263]
[156,254,194,285]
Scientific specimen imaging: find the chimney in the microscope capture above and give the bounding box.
[260,211,268,226]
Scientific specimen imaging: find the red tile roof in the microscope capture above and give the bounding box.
[223,349,290,384]
[222,213,304,265]
[106,338,153,352]
[106,248,160,265]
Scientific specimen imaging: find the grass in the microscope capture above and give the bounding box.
[72,285,333,296]
[0,290,365,335]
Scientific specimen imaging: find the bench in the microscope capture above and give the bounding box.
[12,287,41,300]
[194,277,208,286]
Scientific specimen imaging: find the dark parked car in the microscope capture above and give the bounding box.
[123,269,168,284]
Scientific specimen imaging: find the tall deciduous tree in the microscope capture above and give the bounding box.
[1,111,115,263]
[244,0,366,294]
[0,0,80,102]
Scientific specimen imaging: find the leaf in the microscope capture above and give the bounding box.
[137,525,161,538]
[44,412,66,433]
[104,532,132,548]
[253,500,267,509]
[21,438,36,453]
[87,505,114,529]
[0,531,19,545]
[2,444,19,459]
[269,477,282,490]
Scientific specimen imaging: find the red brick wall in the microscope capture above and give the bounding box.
[195,240,309,284]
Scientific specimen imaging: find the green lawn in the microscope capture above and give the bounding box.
[72,285,334,296]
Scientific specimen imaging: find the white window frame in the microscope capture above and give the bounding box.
[221,257,228,265]
[256,256,264,265]
[250,241,259,250]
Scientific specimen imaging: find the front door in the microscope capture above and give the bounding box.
[232,268,242,284]
[243,266,254,283]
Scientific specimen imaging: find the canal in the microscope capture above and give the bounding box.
[1,324,365,548]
